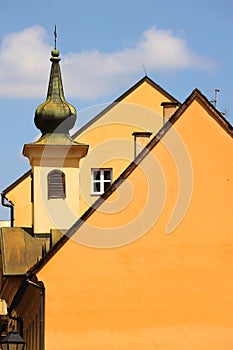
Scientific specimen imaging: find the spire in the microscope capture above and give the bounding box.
[34,28,76,135]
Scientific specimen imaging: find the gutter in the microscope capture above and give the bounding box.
[1,193,14,227]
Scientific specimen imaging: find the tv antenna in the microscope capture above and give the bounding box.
[143,65,147,76]
[211,88,220,108]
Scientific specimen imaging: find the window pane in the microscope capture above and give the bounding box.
[92,169,112,194]
[93,170,100,180]
[93,182,101,193]
[104,170,111,180]
[104,182,111,191]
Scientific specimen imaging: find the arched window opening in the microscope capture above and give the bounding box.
[48,170,66,199]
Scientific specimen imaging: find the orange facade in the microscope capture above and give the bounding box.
[34,92,233,349]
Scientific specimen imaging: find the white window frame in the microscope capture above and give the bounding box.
[91,168,112,195]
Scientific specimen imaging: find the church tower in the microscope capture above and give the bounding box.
[23,41,88,234]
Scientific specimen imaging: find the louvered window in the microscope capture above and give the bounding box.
[48,170,66,199]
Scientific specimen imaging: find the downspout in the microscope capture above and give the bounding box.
[1,193,14,227]
[26,276,45,350]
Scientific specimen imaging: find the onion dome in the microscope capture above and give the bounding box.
[34,48,76,135]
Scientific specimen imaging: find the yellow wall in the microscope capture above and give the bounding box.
[37,97,233,349]
[5,79,173,230]
[77,80,173,214]
[121,79,173,114]
[32,165,80,233]
[6,175,32,227]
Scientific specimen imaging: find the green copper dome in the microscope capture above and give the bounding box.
[34,49,77,135]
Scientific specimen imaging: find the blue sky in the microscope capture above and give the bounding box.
[0,0,232,219]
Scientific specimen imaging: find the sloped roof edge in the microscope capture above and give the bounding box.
[72,75,180,139]
[172,88,233,137]
[29,87,232,275]
[2,170,32,196]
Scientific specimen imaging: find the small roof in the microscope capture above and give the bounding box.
[0,227,50,275]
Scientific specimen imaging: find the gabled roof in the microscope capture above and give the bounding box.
[72,75,179,138]
[171,88,233,137]
[28,87,233,276]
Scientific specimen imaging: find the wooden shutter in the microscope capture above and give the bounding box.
[48,170,66,199]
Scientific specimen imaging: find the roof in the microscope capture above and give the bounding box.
[0,227,50,275]
[28,87,233,275]
[172,88,233,137]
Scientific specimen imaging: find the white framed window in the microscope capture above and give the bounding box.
[91,168,112,195]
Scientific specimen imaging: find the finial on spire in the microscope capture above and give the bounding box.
[54,25,57,50]
[51,25,60,62]
[34,33,77,136]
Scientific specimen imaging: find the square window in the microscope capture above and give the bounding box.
[91,168,112,195]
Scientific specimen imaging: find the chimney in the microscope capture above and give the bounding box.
[132,131,152,158]
[161,102,180,124]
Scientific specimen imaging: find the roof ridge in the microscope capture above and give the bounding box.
[170,88,233,136]
[72,75,179,139]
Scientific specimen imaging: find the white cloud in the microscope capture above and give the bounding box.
[0,26,50,98]
[0,26,215,99]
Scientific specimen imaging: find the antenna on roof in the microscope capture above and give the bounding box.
[211,88,220,108]
[210,88,228,118]
[54,25,57,50]
[143,65,147,77]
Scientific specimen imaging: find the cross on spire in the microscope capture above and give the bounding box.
[54,25,57,50]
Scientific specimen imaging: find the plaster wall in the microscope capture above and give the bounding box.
[6,175,32,227]
[77,80,170,214]
[37,99,233,349]
[33,165,80,233]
